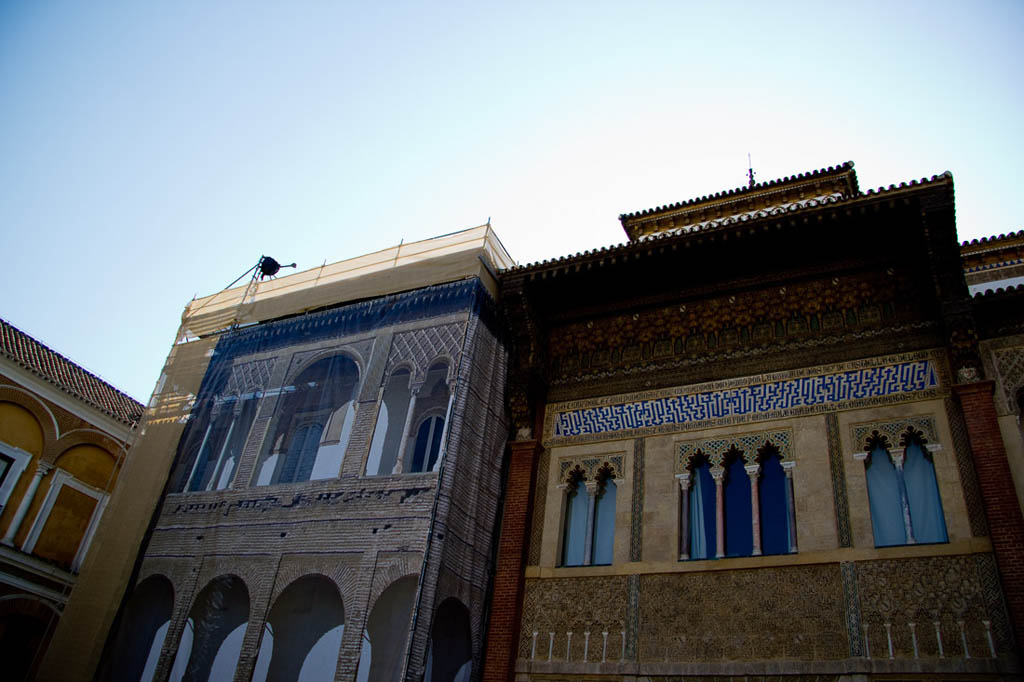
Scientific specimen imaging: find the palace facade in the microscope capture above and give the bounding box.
[485,163,1024,681]
[40,162,1024,682]
[0,318,143,681]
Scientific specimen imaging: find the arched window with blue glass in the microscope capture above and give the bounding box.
[679,434,798,561]
[558,458,621,567]
[559,467,588,567]
[254,353,361,486]
[590,463,617,565]
[678,451,716,560]
[722,446,753,557]
[860,425,948,547]
[755,441,797,556]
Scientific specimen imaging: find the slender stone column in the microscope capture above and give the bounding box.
[482,439,541,682]
[183,423,213,491]
[392,385,421,474]
[582,480,599,566]
[746,463,762,556]
[954,380,1024,653]
[3,461,52,546]
[711,465,725,558]
[676,473,690,560]
[782,461,798,553]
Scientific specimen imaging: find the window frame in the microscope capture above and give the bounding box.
[0,441,33,512]
[554,457,624,568]
[854,428,948,548]
[676,432,798,562]
[21,467,110,572]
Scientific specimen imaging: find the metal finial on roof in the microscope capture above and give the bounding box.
[747,153,756,189]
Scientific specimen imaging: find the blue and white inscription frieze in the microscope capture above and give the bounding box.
[546,352,946,444]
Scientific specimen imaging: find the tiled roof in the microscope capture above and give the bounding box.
[972,281,1024,299]
[0,318,144,427]
[506,169,953,274]
[618,161,858,221]
[961,229,1024,249]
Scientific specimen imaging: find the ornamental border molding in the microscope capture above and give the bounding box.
[676,428,793,471]
[543,349,949,446]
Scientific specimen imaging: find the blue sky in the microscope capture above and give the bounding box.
[2,1,1023,401]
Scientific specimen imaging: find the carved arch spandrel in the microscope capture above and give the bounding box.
[269,553,361,610]
[676,428,793,472]
[433,566,473,615]
[283,346,366,389]
[557,453,625,484]
[136,557,195,602]
[386,323,466,385]
[367,553,422,615]
[850,415,940,457]
[190,555,277,615]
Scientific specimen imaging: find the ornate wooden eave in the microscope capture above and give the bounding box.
[618,161,860,241]
[503,172,955,303]
[972,283,1024,339]
[499,169,965,402]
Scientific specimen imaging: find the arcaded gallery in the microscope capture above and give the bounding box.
[35,163,1024,681]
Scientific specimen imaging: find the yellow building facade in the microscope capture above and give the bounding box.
[0,318,142,681]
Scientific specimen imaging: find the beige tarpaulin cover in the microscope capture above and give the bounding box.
[180,225,514,339]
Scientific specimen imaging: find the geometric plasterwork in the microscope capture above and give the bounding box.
[850,415,940,456]
[387,322,466,383]
[993,345,1024,412]
[223,358,276,396]
[558,453,625,484]
[676,428,792,471]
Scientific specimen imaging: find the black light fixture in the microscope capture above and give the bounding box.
[224,255,298,290]
[258,256,296,280]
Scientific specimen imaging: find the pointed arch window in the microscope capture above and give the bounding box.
[591,471,617,565]
[255,353,361,486]
[558,461,620,567]
[859,426,948,547]
[410,415,445,473]
[678,437,797,560]
[560,469,588,567]
[404,362,452,474]
[181,395,259,492]
[757,443,795,556]
[723,447,753,557]
[366,368,412,476]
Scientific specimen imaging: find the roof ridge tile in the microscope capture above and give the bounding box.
[0,318,143,426]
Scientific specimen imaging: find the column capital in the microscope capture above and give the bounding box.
[710,466,725,482]
[744,463,761,478]
[35,461,53,476]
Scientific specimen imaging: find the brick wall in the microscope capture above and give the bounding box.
[955,380,1024,651]
[483,439,540,682]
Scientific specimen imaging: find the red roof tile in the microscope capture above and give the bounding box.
[0,318,143,427]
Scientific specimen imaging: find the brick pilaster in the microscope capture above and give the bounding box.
[954,380,1024,651]
[482,439,540,682]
